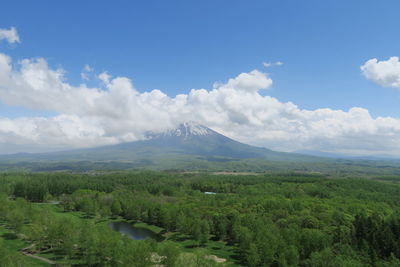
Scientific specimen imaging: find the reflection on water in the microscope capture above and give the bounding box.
[109,221,161,241]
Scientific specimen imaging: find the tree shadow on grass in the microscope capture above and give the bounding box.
[229,247,243,262]
[168,233,189,242]
[184,244,200,249]
[40,249,67,261]
[1,232,17,240]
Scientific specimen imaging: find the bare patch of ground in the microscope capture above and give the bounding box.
[205,254,227,263]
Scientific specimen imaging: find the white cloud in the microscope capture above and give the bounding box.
[361,57,400,88]
[263,61,283,68]
[84,64,93,72]
[1,53,400,156]
[0,27,20,44]
[262,62,272,67]
[98,71,111,85]
[219,70,272,92]
[81,64,93,81]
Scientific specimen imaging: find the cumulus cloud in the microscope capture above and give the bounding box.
[1,52,400,156]
[0,27,20,44]
[216,70,272,92]
[361,57,400,88]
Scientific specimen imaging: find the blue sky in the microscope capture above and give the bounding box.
[2,0,399,116]
[1,0,400,155]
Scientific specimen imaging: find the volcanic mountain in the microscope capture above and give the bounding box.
[0,122,322,170]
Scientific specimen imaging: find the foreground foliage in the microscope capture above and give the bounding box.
[1,171,400,266]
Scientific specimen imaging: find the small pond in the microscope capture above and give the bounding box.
[109,221,162,241]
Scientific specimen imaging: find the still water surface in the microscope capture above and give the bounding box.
[109,221,161,240]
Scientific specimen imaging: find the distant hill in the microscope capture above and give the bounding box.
[296,149,400,161]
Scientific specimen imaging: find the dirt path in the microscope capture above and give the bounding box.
[3,226,57,265]
[22,252,56,265]
[21,245,56,265]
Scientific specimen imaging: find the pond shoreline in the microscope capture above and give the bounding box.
[108,221,164,241]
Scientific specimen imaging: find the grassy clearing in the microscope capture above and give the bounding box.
[21,204,240,266]
[166,232,240,266]
[37,249,85,266]
[134,222,165,234]
[0,224,50,267]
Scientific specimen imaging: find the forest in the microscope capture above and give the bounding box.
[1,170,400,266]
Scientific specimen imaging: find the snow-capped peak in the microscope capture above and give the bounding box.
[176,122,212,136]
[146,122,214,139]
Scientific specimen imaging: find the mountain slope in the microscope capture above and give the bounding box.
[0,122,325,171]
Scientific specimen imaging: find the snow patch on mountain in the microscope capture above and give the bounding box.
[146,122,214,139]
